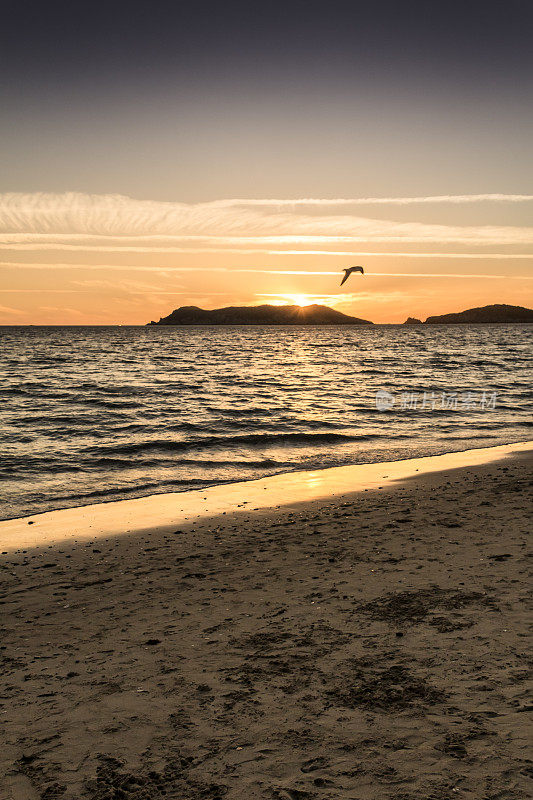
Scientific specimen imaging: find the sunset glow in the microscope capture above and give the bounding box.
[1,2,532,324]
[1,193,532,324]
[262,294,317,307]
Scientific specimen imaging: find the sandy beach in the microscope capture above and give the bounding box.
[1,447,531,800]
[4,2,533,798]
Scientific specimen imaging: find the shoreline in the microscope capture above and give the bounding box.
[1,447,531,799]
[1,439,531,551]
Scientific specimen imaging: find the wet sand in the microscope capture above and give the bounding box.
[1,449,531,799]
[0,441,530,550]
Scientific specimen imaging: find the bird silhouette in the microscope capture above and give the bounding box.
[340,265,364,286]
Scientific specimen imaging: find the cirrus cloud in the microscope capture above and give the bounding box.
[1,192,533,250]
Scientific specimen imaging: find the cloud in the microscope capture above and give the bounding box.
[3,244,532,259]
[37,306,85,316]
[1,261,532,280]
[0,287,83,292]
[257,292,409,305]
[70,277,187,294]
[1,192,533,249]
[0,304,23,315]
[262,251,533,259]
[217,194,533,207]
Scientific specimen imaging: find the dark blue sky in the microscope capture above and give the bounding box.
[4,1,533,85]
[1,0,532,199]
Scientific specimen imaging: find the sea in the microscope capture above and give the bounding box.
[1,324,531,520]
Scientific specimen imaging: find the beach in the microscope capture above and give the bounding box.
[4,3,533,799]
[1,447,531,800]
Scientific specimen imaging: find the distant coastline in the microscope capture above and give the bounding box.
[148,302,533,326]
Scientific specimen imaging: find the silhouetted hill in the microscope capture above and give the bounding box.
[403,317,422,324]
[424,304,533,324]
[148,304,373,325]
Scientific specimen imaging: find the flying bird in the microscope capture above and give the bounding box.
[340,265,365,286]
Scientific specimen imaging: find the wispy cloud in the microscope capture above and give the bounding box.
[3,244,532,259]
[0,304,23,315]
[1,288,84,293]
[2,261,532,280]
[261,251,533,259]
[70,277,186,294]
[217,194,533,207]
[257,292,409,305]
[1,193,533,249]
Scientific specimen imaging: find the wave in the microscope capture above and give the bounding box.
[84,431,383,457]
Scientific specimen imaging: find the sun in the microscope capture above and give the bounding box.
[257,293,325,307]
[287,294,313,307]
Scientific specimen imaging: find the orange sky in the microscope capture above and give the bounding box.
[1,193,532,324]
[3,2,532,324]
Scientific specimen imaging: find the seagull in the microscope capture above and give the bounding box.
[340,265,364,286]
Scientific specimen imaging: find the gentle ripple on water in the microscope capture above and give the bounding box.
[0,324,531,519]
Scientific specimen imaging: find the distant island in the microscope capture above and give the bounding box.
[148,304,373,325]
[147,302,532,326]
[402,304,533,325]
[424,304,533,324]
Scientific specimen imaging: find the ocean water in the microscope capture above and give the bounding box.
[0,324,531,520]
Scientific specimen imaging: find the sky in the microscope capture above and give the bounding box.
[1,0,532,324]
